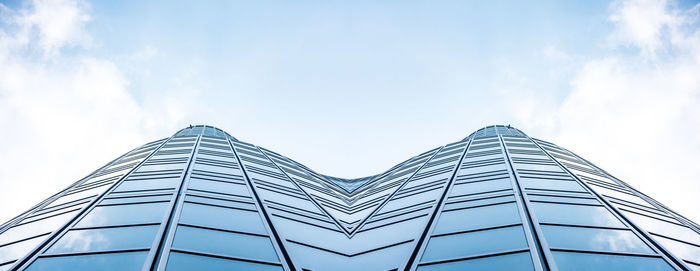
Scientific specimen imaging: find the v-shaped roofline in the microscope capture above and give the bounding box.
[175,124,525,195]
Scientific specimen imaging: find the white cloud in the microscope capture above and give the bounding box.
[545,0,700,222]
[0,0,152,223]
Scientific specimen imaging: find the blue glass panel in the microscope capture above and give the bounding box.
[187,178,250,197]
[0,235,45,263]
[101,195,172,205]
[450,178,512,196]
[521,179,585,192]
[47,225,160,254]
[433,202,521,234]
[114,179,179,192]
[172,226,278,262]
[165,252,282,271]
[0,210,77,245]
[76,202,169,228]
[422,225,528,262]
[551,251,673,271]
[654,235,700,263]
[417,252,534,271]
[527,195,599,205]
[178,202,267,235]
[26,251,148,271]
[541,225,653,254]
[531,202,624,228]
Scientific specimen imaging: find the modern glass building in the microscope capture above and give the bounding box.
[0,125,698,271]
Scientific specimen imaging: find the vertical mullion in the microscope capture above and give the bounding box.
[498,135,553,271]
[552,144,700,234]
[403,140,471,271]
[12,135,173,271]
[147,134,202,271]
[231,142,296,271]
[529,137,690,271]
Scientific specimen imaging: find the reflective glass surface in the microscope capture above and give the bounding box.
[188,179,250,197]
[433,202,521,234]
[0,235,45,263]
[178,202,267,235]
[654,235,700,263]
[4,126,700,270]
[165,252,283,271]
[551,251,673,271]
[114,179,179,192]
[101,195,172,205]
[47,225,160,254]
[521,179,585,192]
[172,226,278,262]
[422,225,528,262]
[0,210,77,245]
[527,195,599,205]
[450,179,513,195]
[26,251,148,271]
[541,225,652,254]
[76,202,169,228]
[418,252,534,271]
[531,202,624,228]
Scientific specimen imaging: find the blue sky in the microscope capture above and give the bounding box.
[0,0,699,223]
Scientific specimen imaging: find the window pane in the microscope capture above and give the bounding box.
[433,202,521,235]
[450,178,513,196]
[622,210,700,245]
[26,251,148,271]
[551,251,673,271]
[188,179,250,197]
[172,226,278,262]
[531,202,624,228]
[541,225,652,254]
[417,252,534,271]
[76,202,169,228]
[114,179,179,192]
[0,210,77,245]
[422,225,528,262]
[178,202,267,235]
[165,252,282,271]
[0,235,45,263]
[101,195,172,205]
[654,235,700,263]
[47,225,160,254]
[528,195,599,205]
[521,179,585,192]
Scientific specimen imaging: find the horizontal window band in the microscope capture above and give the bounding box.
[270,213,343,233]
[176,223,269,238]
[38,248,151,258]
[431,223,523,238]
[357,213,428,233]
[286,238,414,257]
[183,200,258,213]
[71,222,162,231]
[442,200,516,213]
[548,248,661,258]
[168,248,282,266]
[418,248,531,266]
[0,232,50,249]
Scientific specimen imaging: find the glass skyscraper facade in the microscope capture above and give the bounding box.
[0,124,698,271]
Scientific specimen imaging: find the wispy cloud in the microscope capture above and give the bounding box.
[543,0,700,221]
[0,0,151,222]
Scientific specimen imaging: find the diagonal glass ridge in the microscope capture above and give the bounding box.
[320,175,378,193]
